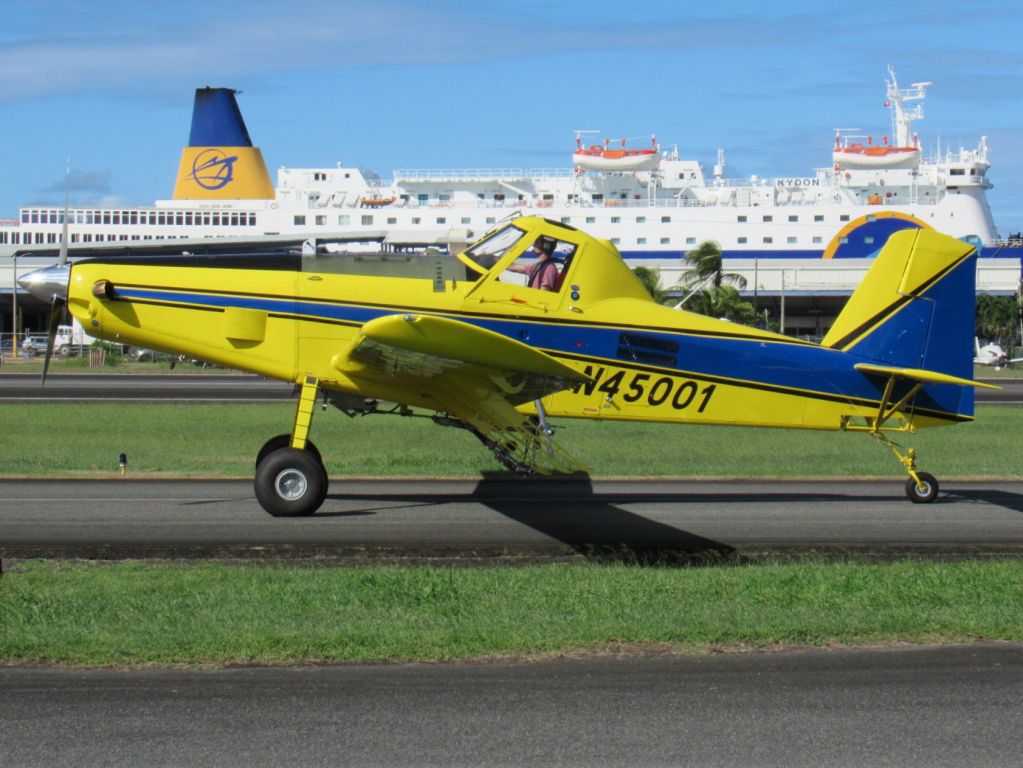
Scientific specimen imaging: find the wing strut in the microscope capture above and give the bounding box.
[534,398,555,458]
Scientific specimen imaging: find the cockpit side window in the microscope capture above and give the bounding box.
[499,237,578,292]
[461,225,527,274]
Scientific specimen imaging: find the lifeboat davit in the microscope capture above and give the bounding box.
[573,136,659,172]
[832,136,920,170]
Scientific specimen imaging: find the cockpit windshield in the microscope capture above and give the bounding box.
[461,225,528,274]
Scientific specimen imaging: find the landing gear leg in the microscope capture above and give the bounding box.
[871,432,939,504]
[254,375,329,516]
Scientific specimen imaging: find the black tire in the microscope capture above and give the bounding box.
[57,344,70,358]
[256,433,323,470]
[905,472,939,504]
[254,447,328,517]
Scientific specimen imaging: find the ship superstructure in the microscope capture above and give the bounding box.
[0,68,1006,265]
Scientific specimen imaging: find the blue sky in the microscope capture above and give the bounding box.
[2,0,1022,236]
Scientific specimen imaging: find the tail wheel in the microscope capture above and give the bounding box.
[256,433,323,470]
[255,447,328,517]
[905,472,939,504]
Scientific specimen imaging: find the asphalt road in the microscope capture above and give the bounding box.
[0,372,295,401]
[2,645,1021,768]
[3,478,1023,561]
[0,372,1019,402]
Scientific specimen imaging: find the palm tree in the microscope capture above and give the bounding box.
[678,241,747,292]
[976,294,1020,347]
[687,284,755,324]
[632,266,669,304]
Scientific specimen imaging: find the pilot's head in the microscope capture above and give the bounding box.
[532,237,555,259]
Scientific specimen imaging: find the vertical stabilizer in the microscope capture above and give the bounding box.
[823,229,977,380]
[172,88,275,200]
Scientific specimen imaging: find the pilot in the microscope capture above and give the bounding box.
[524,237,559,291]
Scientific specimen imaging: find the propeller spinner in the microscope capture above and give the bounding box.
[17,263,71,384]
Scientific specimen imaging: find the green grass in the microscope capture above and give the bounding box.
[2,560,1021,666]
[2,400,1019,668]
[0,402,1019,478]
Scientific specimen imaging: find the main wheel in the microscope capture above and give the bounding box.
[255,447,328,517]
[256,433,323,470]
[905,472,939,504]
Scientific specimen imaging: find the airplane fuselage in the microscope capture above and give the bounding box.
[66,253,966,435]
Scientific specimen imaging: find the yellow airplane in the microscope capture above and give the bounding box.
[20,212,993,515]
[18,89,993,516]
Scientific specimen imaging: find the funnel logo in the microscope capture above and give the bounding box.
[189,148,239,191]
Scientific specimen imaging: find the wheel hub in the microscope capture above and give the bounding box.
[274,468,308,501]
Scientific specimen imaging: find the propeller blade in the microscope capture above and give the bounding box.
[41,295,67,385]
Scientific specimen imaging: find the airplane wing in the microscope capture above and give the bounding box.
[336,313,590,474]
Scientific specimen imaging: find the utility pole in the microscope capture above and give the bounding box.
[10,253,17,357]
[753,258,759,325]
[780,270,786,336]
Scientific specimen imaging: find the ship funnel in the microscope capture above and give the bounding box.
[172,88,275,200]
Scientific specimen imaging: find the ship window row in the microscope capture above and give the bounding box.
[736,214,846,224]
[20,209,257,227]
[2,231,203,245]
[292,210,853,231]
[726,235,823,246]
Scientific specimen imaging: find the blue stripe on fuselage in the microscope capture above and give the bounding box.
[116,285,965,417]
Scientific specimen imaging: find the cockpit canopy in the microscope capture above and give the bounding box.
[459,222,578,292]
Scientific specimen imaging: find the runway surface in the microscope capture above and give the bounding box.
[0,372,1019,402]
[3,478,1023,561]
[0,372,295,401]
[3,644,1021,768]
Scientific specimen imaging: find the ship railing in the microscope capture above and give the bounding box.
[991,237,1023,249]
[392,197,827,210]
[392,168,577,182]
[377,194,941,211]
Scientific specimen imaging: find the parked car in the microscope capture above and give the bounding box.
[19,325,77,357]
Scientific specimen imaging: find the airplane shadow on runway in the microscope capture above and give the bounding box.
[469,472,738,566]
[322,476,1023,565]
[321,473,892,566]
[943,488,1023,515]
[323,473,747,565]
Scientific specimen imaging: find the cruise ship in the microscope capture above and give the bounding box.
[0,67,1011,271]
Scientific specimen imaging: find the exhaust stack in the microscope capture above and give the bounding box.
[172,87,274,200]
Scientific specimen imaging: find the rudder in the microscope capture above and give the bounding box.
[822,229,978,380]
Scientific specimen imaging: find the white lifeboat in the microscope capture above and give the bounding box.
[573,135,659,172]
[832,135,920,170]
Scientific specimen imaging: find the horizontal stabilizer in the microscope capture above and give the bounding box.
[855,363,999,390]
